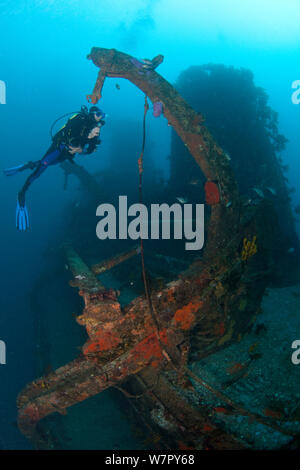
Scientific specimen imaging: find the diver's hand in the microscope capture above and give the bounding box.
[88,127,100,139]
[68,145,83,155]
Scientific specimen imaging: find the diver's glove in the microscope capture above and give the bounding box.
[83,138,101,155]
[16,192,29,231]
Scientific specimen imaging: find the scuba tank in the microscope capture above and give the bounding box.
[50,105,89,140]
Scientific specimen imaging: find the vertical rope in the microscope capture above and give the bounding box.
[138,95,160,333]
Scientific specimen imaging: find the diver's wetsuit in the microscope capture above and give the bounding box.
[18,111,102,206]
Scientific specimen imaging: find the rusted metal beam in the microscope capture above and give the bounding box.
[87,48,237,193]
[65,245,105,292]
[91,245,140,275]
[86,47,240,265]
[17,248,186,440]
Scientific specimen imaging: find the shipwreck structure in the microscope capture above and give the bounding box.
[17,48,300,450]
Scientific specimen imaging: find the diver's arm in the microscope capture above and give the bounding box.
[83,136,101,154]
[83,123,103,154]
[68,145,83,155]
[87,126,100,139]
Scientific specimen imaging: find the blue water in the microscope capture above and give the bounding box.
[0,0,299,449]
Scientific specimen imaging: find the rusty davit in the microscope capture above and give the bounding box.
[17,48,300,450]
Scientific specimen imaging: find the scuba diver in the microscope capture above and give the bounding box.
[3,105,105,231]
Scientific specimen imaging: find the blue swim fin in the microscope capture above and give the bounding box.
[3,164,26,176]
[3,161,37,176]
[16,201,29,231]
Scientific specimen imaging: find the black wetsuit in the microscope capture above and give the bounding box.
[18,111,102,205]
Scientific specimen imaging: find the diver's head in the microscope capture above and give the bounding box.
[89,106,105,123]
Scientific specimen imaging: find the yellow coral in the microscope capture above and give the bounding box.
[241,236,257,261]
[215,281,225,298]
